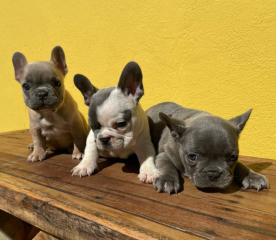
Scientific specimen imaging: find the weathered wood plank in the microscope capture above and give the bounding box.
[0,157,275,240]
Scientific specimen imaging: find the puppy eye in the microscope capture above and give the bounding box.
[116,121,126,128]
[229,154,238,161]
[55,80,61,87]
[22,83,30,91]
[187,154,197,162]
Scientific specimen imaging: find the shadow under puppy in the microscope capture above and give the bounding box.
[146,102,269,193]
[71,62,159,183]
[12,46,89,161]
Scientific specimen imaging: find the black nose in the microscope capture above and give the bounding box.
[37,90,48,100]
[99,137,111,145]
[207,171,222,181]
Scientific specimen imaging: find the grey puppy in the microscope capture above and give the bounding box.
[146,102,269,193]
[12,46,88,161]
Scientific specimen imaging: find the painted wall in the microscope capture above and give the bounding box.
[0,1,275,159]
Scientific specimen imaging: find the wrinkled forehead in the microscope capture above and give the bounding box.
[184,116,239,154]
[89,88,135,127]
[23,62,62,82]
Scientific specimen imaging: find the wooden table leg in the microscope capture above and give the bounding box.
[0,210,39,240]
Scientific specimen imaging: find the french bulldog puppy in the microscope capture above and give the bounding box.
[71,62,159,183]
[146,102,269,193]
[12,46,88,161]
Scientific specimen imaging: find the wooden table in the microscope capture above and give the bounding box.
[0,130,275,240]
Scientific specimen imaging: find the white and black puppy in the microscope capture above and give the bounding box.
[147,102,269,193]
[71,62,159,183]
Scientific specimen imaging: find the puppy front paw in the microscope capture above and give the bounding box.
[71,161,98,177]
[138,164,159,184]
[27,148,47,162]
[153,175,180,194]
[72,149,84,160]
[242,171,269,191]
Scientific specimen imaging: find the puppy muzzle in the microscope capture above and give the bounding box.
[191,167,233,189]
[26,88,63,111]
[96,135,124,150]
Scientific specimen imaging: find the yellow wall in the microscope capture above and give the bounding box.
[1,1,275,159]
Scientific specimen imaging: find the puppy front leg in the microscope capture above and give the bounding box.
[234,161,269,190]
[69,119,88,160]
[71,130,99,177]
[28,128,47,162]
[153,152,181,194]
[135,140,159,184]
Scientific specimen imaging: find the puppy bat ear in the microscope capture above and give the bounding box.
[159,112,185,139]
[12,52,27,82]
[117,61,144,104]
[229,109,252,134]
[51,46,68,75]
[74,74,98,106]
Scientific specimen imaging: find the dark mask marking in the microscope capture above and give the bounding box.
[123,109,132,122]
[88,87,116,131]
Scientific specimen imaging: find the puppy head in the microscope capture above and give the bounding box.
[159,109,252,189]
[74,61,144,151]
[12,46,68,112]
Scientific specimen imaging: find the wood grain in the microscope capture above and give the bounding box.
[0,130,275,240]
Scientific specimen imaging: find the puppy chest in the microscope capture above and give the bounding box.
[40,117,70,136]
[100,148,134,159]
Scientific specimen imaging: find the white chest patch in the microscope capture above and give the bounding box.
[100,148,135,159]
